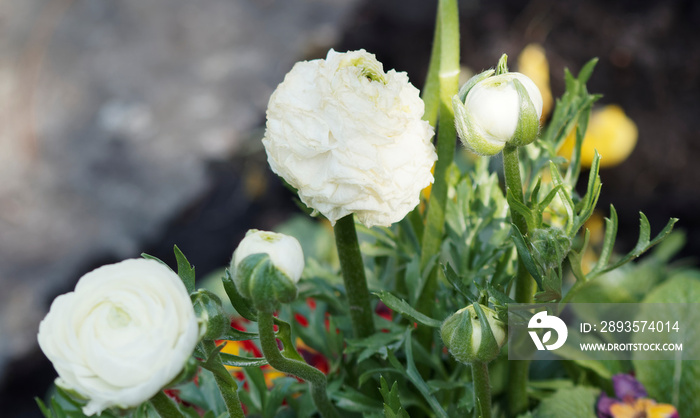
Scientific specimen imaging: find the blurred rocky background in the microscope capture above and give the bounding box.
[1,0,698,416]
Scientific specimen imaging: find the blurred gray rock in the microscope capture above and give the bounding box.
[0,0,359,380]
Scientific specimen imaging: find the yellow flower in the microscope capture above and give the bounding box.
[609,398,678,418]
[559,105,638,168]
[517,43,553,121]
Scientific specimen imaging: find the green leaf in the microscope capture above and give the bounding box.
[333,387,383,413]
[572,152,602,233]
[548,161,575,235]
[221,268,257,321]
[35,397,53,418]
[219,352,268,368]
[220,326,258,341]
[263,377,295,418]
[141,253,172,269]
[442,263,476,300]
[588,214,678,279]
[374,291,442,328]
[507,189,536,232]
[633,272,700,417]
[594,205,618,272]
[346,330,405,362]
[510,224,544,290]
[274,317,305,362]
[400,328,449,418]
[533,386,599,418]
[173,245,196,294]
[379,377,410,418]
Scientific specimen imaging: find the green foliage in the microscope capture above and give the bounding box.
[633,272,700,417]
[530,386,600,418]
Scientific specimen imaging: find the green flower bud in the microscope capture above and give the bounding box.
[529,227,572,271]
[441,303,507,364]
[452,54,543,156]
[231,230,304,312]
[191,289,228,340]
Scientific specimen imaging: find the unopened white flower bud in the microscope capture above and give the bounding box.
[453,55,543,156]
[441,303,507,364]
[231,230,304,311]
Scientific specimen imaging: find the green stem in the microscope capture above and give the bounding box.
[149,391,186,418]
[258,311,340,418]
[201,340,246,418]
[334,214,375,338]
[416,0,460,329]
[502,145,533,415]
[471,361,492,418]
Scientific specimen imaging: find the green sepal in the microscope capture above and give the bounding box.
[235,253,298,312]
[495,53,508,75]
[456,69,495,102]
[509,78,540,147]
[191,289,228,340]
[472,302,501,363]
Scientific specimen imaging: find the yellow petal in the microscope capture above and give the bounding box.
[559,105,638,168]
[517,43,553,120]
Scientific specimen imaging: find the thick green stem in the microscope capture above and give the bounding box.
[258,311,340,418]
[334,214,375,338]
[471,361,492,418]
[150,391,186,418]
[416,0,460,333]
[201,340,245,418]
[502,145,533,415]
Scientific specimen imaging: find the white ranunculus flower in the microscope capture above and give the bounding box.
[263,49,436,228]
[37,259,199,416]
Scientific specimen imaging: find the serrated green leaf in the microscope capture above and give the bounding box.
[401,329,449,418]
[374,291,442,328]
[588,214,678,278]
[174,245,196,294]
[507,189,536,232]
[442,263,476,300]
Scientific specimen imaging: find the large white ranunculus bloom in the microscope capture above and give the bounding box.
[263,49,436,228]
[37,259,199,416]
